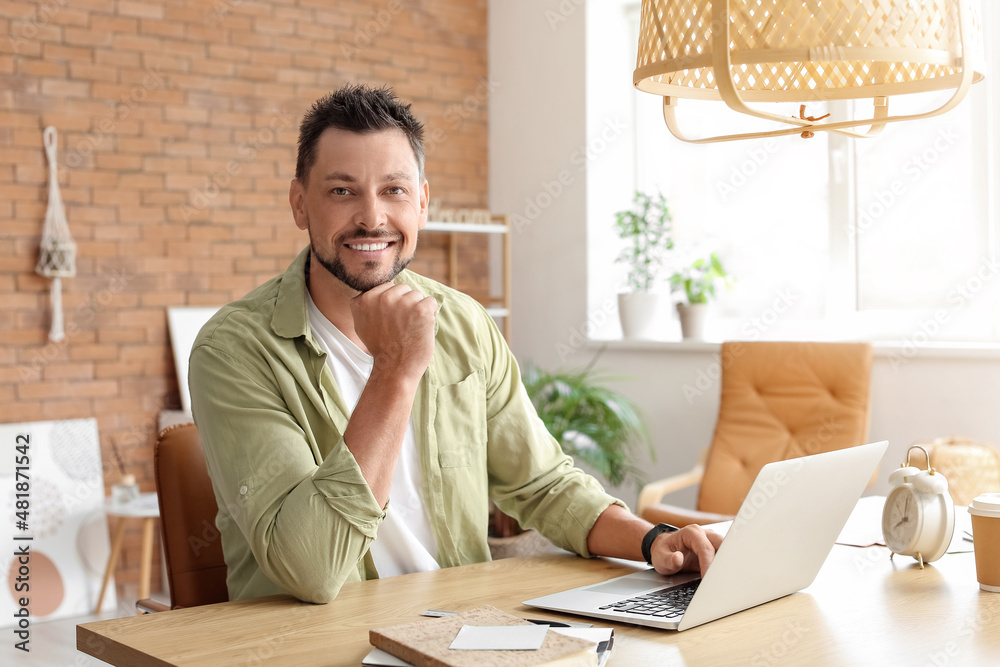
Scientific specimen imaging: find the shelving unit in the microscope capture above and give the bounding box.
[422,214,511,340]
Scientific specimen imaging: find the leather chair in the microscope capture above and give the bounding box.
[137,423,228,612]
[637,341,874,527]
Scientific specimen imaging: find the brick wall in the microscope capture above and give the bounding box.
[1,0,489,603]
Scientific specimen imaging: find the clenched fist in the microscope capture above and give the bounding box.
[350,282,437,383]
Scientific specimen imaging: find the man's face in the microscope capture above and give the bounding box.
[290,127,428,293]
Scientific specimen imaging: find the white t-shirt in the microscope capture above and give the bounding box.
[306,294,440,578]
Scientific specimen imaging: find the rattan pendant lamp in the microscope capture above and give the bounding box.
[634,0,986,143]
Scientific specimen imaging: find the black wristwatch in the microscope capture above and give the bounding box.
[641,522,680,565]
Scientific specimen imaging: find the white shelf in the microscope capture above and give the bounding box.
[422,215,511,340]
[424,221,509,234]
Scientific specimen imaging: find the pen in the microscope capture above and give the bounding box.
[421,610,589,628]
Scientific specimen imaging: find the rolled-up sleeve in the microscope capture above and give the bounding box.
[190,342,384,603]
[478,309,625,558]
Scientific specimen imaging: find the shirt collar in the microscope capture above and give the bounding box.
[270,245,447,341]
[271,246,312,340]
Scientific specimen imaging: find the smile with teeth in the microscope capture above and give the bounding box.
[347,242,391,251]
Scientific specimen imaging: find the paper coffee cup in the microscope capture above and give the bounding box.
[968,493,1000,592]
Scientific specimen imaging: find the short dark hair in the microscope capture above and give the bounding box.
[295,84,426,184]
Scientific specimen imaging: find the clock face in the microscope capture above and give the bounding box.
[882,485,922,554]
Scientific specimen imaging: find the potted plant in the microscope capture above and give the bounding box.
[614,191,674,339]
[670,251,732,340]
[487,351,654,556]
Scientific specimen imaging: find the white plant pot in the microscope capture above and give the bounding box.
[618,292,663,340]
[677,303,709,340]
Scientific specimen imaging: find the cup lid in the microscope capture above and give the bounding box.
[968,493,1000,518]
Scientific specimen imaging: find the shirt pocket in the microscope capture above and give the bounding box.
[434,370,487,468]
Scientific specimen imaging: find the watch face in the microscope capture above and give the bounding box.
[882,485,922,554]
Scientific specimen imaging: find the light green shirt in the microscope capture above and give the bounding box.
[189,248,623,603]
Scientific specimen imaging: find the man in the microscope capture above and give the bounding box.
[190,84,721,604]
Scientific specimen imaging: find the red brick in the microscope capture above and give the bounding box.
[16,59,68,78]
[92,15,139,34]
[95,360,145,377]
[116,136,163,153]
[208,43,251,62]
[117,1,164,20]
[139,18,185,38]
[39,78,91,99]
[69,344,120,361]
[229,29,274,49]
[41,42,93,63]
[112,34,163,53]
[253,17,295,35]
[69,379,121,398]
[188,292,231,306]
[94,154,142,170]
[40,400,93,421]
[17,380,73,400]
[94,48,141,68]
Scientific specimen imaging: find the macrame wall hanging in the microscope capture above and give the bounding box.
[36,126,77,342]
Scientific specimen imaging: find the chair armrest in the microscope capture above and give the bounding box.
[636,465,705,517]
[135,598,170,614]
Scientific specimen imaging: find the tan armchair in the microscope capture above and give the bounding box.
[638,341,874,527]
[137,423,229,612]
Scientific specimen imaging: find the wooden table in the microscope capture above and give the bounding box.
[78,544,1000,666]
[95,492,161,614]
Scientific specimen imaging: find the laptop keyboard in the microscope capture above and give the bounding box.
[598,579,701,618]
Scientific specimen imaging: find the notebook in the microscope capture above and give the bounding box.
[524,441,888,631]
[369,604,600,666]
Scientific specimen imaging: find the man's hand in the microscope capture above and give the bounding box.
[586,504,722,578]
[649,524,723,578]
[344,282,437,505]
[351,282,438,382]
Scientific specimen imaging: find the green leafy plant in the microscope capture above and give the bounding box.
[614,191,674,292]
[522,352,653,489]
[670,251,733,305]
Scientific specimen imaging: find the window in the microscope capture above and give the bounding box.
[588,2,1000,343]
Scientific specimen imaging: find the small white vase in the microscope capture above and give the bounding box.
[677,302,709,340]
[618,292,663,340]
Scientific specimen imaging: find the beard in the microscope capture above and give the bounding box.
[309,227,414,293]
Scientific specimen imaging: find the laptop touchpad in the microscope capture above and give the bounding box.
[587,575,666,596]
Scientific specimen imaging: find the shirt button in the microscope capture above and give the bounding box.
[239,485,248,495]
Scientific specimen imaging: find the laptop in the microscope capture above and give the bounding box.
[524,440,888,631]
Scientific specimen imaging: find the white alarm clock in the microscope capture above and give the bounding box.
[881,445,955,568]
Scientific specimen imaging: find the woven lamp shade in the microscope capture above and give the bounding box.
[634,0,986,142]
